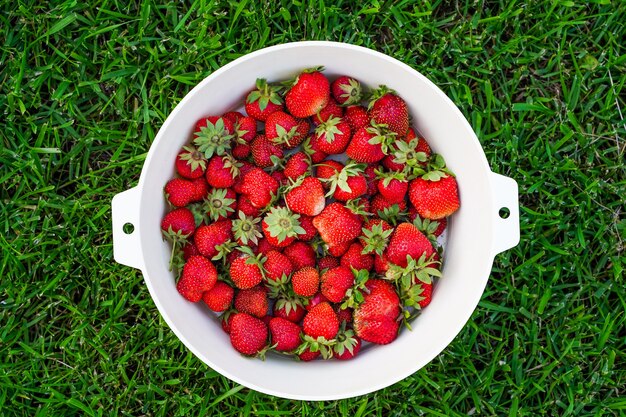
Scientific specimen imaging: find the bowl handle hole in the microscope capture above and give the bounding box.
[499,207,510,219]
[123,223,135,235]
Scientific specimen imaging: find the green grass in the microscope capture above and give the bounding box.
[1,0,625,415]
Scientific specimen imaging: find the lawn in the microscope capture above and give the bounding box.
[1,0,625,415]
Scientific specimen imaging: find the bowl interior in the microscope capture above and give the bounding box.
[136,42,495,400]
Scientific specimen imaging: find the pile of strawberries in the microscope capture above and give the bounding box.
[160,67,460,360]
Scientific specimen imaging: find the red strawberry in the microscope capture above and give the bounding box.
[306,292,329,311]
[417,282,433,308]
[193,116,235,159]
[284,151,311,180]
[235,286,268,318]
[222,111,244,123]
[345,126,387,163]
[221,312,234,334]
[296,215,317,241]
[256,237,279,255]
[194,220,233,259]
[364,164,378,196]
[313,116,352,155]
[315,160,344,189]
[377,174,408,204]
[251,134,284,168]
[271,170,288,187]
[320,266,354,303]
[244,78,284,121]
[241,168,279,209]
[182,242,201,260]
[313,202,363,246]
[360,218,393,256]
[269,317,302,352]
[318,255,339,271]
[176,256,217,302]
[273,298,307,323]
[340,242,374,272]
[344,105,370,131]
[385,222,435,268]
[191,177,209,202]
[237,195,261,218]
[202,281,234,312]
[353,279,400,345]
[284,177,325,216]
[303,135,328,163]
[312,98,344,125]
[326,239,352,257]
[283,241,316,270]
[264,111,299,148]
[161,207,196,237]
[374,253,390,274]
[229,312,268,355]
[203,187,237,222]
[408,175,460,220]
[285,69,330,118]
[335,306,353,324]
[164,178,195,207]
[176,146,207,179]
[263,250,294,281]
[326,163,367,201]
[291,266,319,297]
[232,161,255,194]
[206,155,240,188]
[234,116,257,143]
[331,76,363,105]
[368,86,409,136]
[262,206,305,248]
[232,143,251,159]
[229,251,265,289]
[292,118,311,149]
[334,331,361,360]
[370,193,406,216]
[303,301,339,340]
[298,347,321,361]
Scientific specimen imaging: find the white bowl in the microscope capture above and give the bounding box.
[111,41,520,400]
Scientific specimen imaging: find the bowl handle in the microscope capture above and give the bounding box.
[490,172,520,255]
[111,187,145,270]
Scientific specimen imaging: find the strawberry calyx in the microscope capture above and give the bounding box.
[162,226,192,272]
[264,206,306,244]
[333,328,359,357]
[340,268,371,310]
[386,253,441,287]
[322,162,366,198]
[367,85,397,109]
[314,116,343,144]
[232,212,263,246]
[178,145,207,172]
[365,121,398,155]
[202,188,236,222]
[393,138,428,169]
[345,198,372,218]
[212,240,238,263]
[271,123,299,148]
[407,153,454,181]
[336,78,363,106]
[361,222,393,256]
[375,168,407,188]
[412,216,443,247]
[246,78,283,112]
[187,203,206,227]
[296,334,336,360]
[375,204,407,226]
[193,117,234,159]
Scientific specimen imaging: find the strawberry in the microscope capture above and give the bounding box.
[193,116,235,158]
[417,281,433,308]
[231,212,263,246]
[313,202,363,246]
[298,347,321,361]
[368,86,409,136]
[232,161,255,194]
[385,222,435,268]
[232,142,251,159]
[408,175,459,220]
[340,242,374,272]
[182,242,201,261]
[271,170,288,187]
[203,187,237,222]
[202,281,234,312]
[241,168,279,209]
[353,279,400,345]
[222,111,244,123]
[269,317,302,352]
[363,164,378,196]
[191,177,209,202]
[386,135,430,172]
[234,116,257,143]
[291,266,319,297]
[164,178,195,207]
[312,98,344,125]
[334,331,361,360]
[229,312,268,355]
[335,306,353,324]
[256,237,279,256]
[245,78,284,121]
[370,194,407,217]
[262,206,306,248]
[360,219,393,256]
[376,170,408,203]
[229,248,265,289]
[176,256,217,302]
[324,162,367,201]
[194,220,233,259]
[296,215,317,241]
[284,176,325,216]
[313,116,352,155]
[176,146,207,179]
[234,286,268,318]
[206,155,240,188]
[303,301,339,340]
[374,253,390,274]
[326,239,352,257]
[283,241,316,270]
[285,68,330,118]
[345,126,388,163]
[263,250,294,281]
[161,207,196,238]
[251,134,284,168]
[284,151,311,180]
[273,297,307,322]
[264,111,300,148]
[237,194,261,218]
[411,214,447,246]
[344,105,370,131]
[291,118,311,149]
[306,292,329,311]
[317,255,339,271]
[331,76,363,105]
[315,160,344,189]
[302,135,328,163]
[320,266,354,303]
